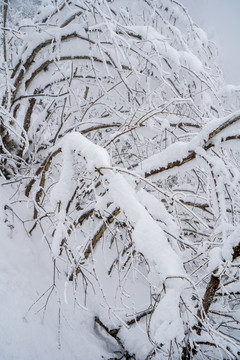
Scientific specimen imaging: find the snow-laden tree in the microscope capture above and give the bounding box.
[1,0,240,359]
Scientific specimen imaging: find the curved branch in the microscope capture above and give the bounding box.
[25,147,61,197]
[194,241,240,337]
[68,208,120,281]
[83,207,120,260]
[11,32,95,103]
[143,111,240,178]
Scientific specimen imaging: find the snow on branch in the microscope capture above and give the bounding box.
[50,130,187,345]
[140,110,240,178]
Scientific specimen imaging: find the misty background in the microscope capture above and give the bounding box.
[181,0,240,85]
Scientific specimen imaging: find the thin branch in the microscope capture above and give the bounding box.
[3,0,8,62]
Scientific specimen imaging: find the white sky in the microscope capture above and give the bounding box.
[180,0,240,85]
